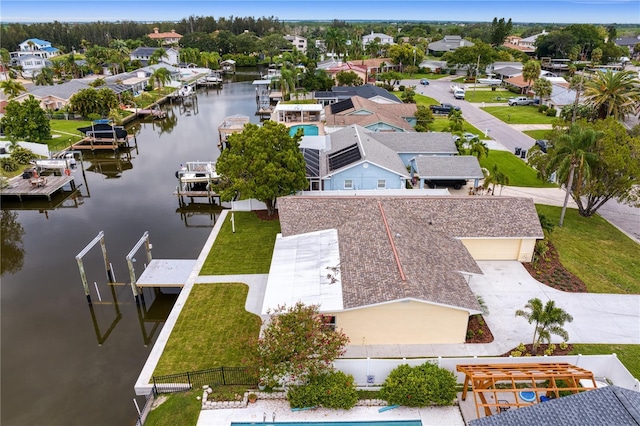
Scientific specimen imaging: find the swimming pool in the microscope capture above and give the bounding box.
[289,124,319,136]
[232,421,422,426]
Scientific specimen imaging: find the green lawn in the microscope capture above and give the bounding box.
[483,105,558,124]
[153,283,261,376]
[479,150,556,188]
[48,119,93,151]
[414,93,440,107]
[571,344,640,379]
[144,390,201,426]
[464,89,514,103]
[523,129,552,140]
[535,205,640,294]
[199,212,281,275]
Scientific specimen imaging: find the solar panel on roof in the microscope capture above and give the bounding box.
[327,143,361,171]
[330,98,354,114]
[301,148,320,177]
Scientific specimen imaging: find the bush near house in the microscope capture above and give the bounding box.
[379,362,457,407]
[287,371,359,410]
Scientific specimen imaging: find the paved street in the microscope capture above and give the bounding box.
[405,76,640,244]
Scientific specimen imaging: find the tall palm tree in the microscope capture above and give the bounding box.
[149,67,172,90]
[0,48,10,80]
[533,77,553,105]
[0,79,26,99]
[522,60,541,91]
[515,298,573,354]
[325,27,347,60]
[547,124,600,226]
[34,67,54,86]
[583,69,640,120]
[149,48,169,65]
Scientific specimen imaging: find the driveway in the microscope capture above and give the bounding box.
[344,261,640,358]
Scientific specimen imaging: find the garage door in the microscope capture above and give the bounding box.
[460,239,522,260]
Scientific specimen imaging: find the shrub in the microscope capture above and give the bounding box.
[10,146,36,165]
[538,105,549,113]
[546,108,557,117]
[398,85,406,92]
[287,371,358,410]
[379,362,456,407]
[1,157,19,172]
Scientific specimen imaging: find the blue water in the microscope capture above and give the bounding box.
[289,124,319,136]
[232,421,422,426]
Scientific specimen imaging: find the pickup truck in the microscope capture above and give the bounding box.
[508,96,537,106]
[430,103,461,115]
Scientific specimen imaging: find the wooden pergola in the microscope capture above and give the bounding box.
[457,362,597,418]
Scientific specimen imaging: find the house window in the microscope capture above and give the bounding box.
[322,315,336,331]
[344,179,353,189]
[377,180,386,189]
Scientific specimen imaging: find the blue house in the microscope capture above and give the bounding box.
[319,125,410,191]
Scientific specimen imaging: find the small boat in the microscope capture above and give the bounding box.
[477,76,502,86]
[205,73,222,83]
[178,85,193,97]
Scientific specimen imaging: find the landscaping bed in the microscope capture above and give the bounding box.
[501,343,574,357]
[465,315,494,343]
[523,242,587,293]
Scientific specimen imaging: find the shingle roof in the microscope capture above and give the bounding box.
[414,156,485,179]
[470,385,640,426]
[370,132,458,155]
[428,36,474,52]
[25,80,91,100]
[278,196,543,311]
[323,95,416,131]
[493,66,522,77]
[331,84,401,103]
[320,125,410,178]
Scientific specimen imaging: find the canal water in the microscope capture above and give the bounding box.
[1,72,263,426]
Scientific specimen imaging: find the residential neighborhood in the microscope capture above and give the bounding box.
[0,9,639,426]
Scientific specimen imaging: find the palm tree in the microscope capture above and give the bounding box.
[325,27,347,60]
[149,67,172,90]
[0,48,10,80]
[583,69,640,120]
[149,48,169,65]
[484,164,509,195]
[275,68,296,99]
[547,124,600,226]
[34,67,54,86]
[522,60,541,92]
[0,79,26,99]
[468,139,489,160]
[533,77,552,105]
[447,109,464,133]
[515,298,573,354]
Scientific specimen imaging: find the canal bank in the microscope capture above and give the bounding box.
[1,75,262,426]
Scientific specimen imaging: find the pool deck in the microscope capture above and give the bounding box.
[197,400,465,425]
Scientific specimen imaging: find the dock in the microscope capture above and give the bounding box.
[1,175,76,201]
[135,259,197,288]
[218,115,250,150]
[174,161,221,206]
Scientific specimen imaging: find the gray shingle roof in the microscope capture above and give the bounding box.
[26,80,91,100]
[414,155,485,179]
[278,196,543,311]
[320,125,410,178]
[470,385,640,426]
[370,132,458,155]
[428,36,475,52]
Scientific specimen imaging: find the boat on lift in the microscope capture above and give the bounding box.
[178,85,193,97]
[477,74,502,86]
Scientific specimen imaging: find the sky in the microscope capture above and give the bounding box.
[1,0,639,24]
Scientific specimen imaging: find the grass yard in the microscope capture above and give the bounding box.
[414,93,440,107]
[571,344,640,379]
[153,283,261,376]
[535,205,640,294]
[48,119,92,150]
[463,89,514,103]
[479,150,556,188]
[483,105,558,125]
[523,129,552,140]
[430,117,485,137]
[200,211,281,275]
[144,390,201,426]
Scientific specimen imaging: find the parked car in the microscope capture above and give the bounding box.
[429,103,461,115]
[535,139,549,153]
[420,78,429,85]
[453,89,466,100]
[508,96,538,106]
[425,179,467,190]
[453,132,479,142]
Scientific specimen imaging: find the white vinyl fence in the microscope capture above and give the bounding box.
[334,354,639,391]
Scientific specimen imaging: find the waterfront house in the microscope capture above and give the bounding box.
[13,80,91,110]
[129,47,179,66]
[323,95,416,133]
[266,196,543,345]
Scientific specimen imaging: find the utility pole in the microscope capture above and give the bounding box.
[473,54,480,97]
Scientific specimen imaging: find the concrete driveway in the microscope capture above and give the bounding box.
[469,261,640,349]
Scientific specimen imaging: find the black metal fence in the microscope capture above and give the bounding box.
[152,366,258,394]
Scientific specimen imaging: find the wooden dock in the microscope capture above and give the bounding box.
[1,175,76,201]
[72,135,135,151]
